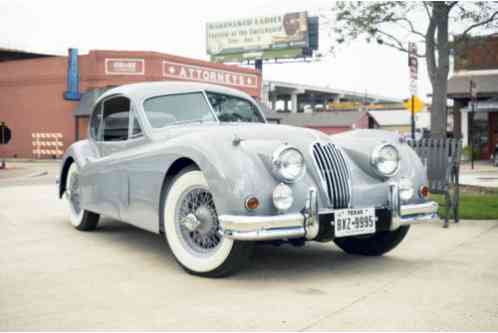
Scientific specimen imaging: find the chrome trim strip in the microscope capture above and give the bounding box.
[219,184,438,241]
[400,201,439,216]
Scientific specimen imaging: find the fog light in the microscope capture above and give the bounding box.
[399,178,414,201]
[273,183,293,211]
[245,196,259,210]
[420,185,430,198]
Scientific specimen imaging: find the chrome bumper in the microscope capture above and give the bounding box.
[219,186,439,241]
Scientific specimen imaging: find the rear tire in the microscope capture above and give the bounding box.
[162,168,252,277]
[65,162,100,231]
[333,226,410,256]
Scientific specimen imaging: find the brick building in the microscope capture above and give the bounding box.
[448,34,498,159]
[0,49,261,158]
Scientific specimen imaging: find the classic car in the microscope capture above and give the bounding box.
[59,81,438,277]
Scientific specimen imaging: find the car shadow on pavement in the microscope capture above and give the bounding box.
[93,218,417,280]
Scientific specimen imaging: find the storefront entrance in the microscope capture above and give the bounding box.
[470,112,498,160]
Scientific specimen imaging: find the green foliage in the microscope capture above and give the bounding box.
[462,145,480,160]
[433,193,498,220]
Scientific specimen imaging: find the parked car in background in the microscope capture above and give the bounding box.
[59,81,438,277]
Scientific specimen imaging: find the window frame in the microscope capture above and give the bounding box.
[204,91,266,124]
[89,94,138,143]
[141,90,219,130]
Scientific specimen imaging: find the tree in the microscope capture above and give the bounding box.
[332,1,498,138]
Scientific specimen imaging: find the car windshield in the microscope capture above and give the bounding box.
[143,91,264,128]
[143,92,216,128]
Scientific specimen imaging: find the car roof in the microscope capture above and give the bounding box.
[98,81,254,102]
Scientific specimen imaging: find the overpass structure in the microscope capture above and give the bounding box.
[262,80,403,113]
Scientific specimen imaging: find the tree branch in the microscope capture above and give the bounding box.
[394,17,427,39]
[423,2,432,20]
[462,10,498,36]
[375,29,426,57]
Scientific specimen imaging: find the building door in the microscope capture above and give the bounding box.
[471,112,490,159]
[489,112,498,159]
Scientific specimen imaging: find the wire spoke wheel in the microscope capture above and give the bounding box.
[176,187,222,255]
[64,162,99,230]
[68,170,82,215]
[164,169,252,277]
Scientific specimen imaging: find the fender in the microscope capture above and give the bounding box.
[58,140,97,198]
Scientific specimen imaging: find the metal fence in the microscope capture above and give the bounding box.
[408,138,462,228]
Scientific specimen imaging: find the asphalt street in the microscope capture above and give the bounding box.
[1,165,498,330]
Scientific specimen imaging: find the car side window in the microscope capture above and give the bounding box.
[90,101,103,140]
[101,96,131,142]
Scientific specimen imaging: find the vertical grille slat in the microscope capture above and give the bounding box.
[316,144,338,206]
[328,144,349,207]
[313,146,334,203]
[322,145,342,207]
[312,143,351,208]
[324,144,345,207]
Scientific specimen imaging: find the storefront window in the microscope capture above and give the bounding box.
[470,112,489,159]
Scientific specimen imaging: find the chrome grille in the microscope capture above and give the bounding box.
[312,143,351,208]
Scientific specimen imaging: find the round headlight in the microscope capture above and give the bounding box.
[273,183,294,211]
[272,145,306,183]
[371,144,400,177]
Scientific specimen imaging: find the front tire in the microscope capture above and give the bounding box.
[162,168,252,277]
[64,162,99,231]
[333,226,410,256]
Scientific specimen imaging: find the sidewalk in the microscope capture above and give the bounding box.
[0,159,59,180]
[459,160,498,188]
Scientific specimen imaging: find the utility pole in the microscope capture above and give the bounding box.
[0,122,7,170]
[255,59,263,74]
[408,42,418,140]
[469,80,477,170]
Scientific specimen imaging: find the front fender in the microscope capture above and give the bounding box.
[164,137,317,216]
[58,140,97,198]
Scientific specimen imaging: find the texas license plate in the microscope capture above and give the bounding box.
[334,208,376,238]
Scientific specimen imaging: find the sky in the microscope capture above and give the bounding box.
[0,0,434,102]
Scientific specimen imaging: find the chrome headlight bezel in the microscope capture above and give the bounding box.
[272,145,306,183]
[370,143,400,178]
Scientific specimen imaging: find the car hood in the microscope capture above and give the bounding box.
[150,122,331,150]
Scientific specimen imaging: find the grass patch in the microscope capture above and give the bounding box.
[432,192,498,220]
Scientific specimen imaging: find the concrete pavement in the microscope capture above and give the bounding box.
[1,171,498,330]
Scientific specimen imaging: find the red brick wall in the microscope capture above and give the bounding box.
[0,56,78,158]
[454,35,498,71]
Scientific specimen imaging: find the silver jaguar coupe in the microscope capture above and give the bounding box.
[59,81,438,277]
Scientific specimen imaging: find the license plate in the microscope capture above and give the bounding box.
[334,208,376,238]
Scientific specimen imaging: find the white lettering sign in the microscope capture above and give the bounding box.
[162,61,258,88]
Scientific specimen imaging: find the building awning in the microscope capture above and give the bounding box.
[73,88,109,116]
[462,97,498,112]
[448,70,498,98]
[368,110,411,126]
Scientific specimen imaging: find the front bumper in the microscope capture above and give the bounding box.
[219,185,439,241]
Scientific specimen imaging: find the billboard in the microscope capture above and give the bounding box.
[206,12,309,58]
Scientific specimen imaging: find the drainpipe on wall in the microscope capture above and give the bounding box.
[63,48,81,101]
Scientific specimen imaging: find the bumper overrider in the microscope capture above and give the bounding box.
[218,184,439,241]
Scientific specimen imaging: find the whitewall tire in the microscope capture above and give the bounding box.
[163,168,252,277]
[65,162,99,231]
